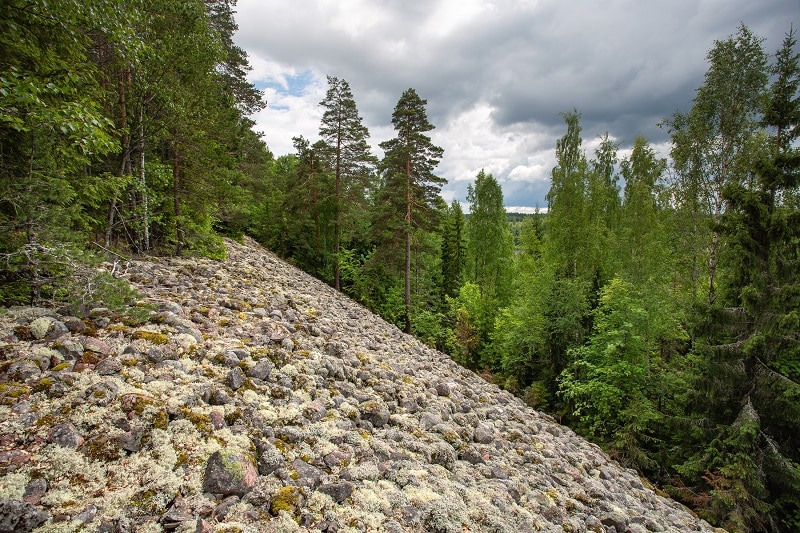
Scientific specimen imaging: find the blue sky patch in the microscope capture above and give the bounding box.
[255,68,316,98]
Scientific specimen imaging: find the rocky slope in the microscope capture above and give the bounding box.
[0,237,722,533]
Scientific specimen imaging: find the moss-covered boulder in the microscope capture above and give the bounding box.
[202,450,258,497]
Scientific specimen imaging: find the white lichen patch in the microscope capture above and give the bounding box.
[280,364,298,378]
[39,479,80,510]
[212,427,254,454]
[404,485,443,506]
[348,461,379,481]
[104,445,184,517]
[263,512,303,532]
[142,379,177,396]
[0,471,29,499]
[122,365,146,383]
[35,444,107,496]
[305,490,333,515]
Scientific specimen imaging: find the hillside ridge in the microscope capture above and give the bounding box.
[0,237,722,532]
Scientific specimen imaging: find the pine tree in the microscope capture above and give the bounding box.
[318,76,376,290]
[374,88,445,333]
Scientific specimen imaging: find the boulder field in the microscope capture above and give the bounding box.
[0,237,722,532]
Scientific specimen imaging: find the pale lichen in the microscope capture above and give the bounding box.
[0,472,28,499]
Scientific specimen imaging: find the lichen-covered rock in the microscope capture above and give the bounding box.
[28,316,67,340]
[246,359,273,381]
[226,366,246,390]
[0,499,50,533]
[47,422,84,449]
[95,357,122,375]
[82,336,112,356]
[290,459,323,490]
[0,237,721,533]
[269,486,303,518]
[359,399,390,428]
[202,450,258,497]
[318,481,354,503]
[21,478,47,505]
[256,441,284,475]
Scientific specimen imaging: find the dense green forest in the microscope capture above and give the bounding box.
[1,1,799,530]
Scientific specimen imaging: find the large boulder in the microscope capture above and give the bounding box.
[202,450,258,497]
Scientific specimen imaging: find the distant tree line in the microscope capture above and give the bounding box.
[1,5,798,530]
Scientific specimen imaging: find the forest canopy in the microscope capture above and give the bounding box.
[1,3,798,530]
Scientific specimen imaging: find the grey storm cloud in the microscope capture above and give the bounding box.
[234,0,799,210]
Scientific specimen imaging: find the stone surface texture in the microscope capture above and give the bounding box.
[0,237,724,532]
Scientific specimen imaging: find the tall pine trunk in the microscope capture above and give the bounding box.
[334,137,342,291]
[107,67,132,248]
[173,138,183,256]
[138,104,149,251]
[404,159,412,334]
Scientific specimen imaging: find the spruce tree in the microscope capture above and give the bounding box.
[675,29,800,532]
[440,200,467,299]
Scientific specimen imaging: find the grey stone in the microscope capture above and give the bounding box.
[209,388,233,405]
[22,479,47,505]
[226,367,246,390]
[82,337,111,356]
[220,351,241,367]
[74,503,97,524]
[601,511,628,532]
[360,405,390,428]
[435,381,452,397]
[57,339,84,360]
[162,498,194,529]
[257,441,284,475]
[114,426,145,453]
[95,357,122,375]
[291,459,323,490]
[6,361,40,382]
[202,450,258,497]
[459,445,485,465]
[429,442,456,469]
[0,499,51,533]
[246,359,273,381]
[318,481,354,503]
[47,422,84,449]
[474,422,496,444]
[212,496,239,521]
[146,347,165,363]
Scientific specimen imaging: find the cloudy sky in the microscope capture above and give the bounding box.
[233,0,798,212]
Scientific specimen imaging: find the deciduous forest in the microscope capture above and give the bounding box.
[1,1,798,531]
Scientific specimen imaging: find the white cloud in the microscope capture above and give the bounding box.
[234,0,798,207]
[244,60,327,157]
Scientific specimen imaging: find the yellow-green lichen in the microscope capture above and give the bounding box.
[32,377,56,393]
[270,486,301,518]
[0,383,30,403]
[132,330,169,345]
